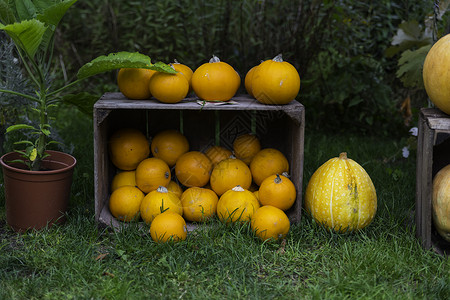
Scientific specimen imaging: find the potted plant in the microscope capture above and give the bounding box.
[0,0,174,232]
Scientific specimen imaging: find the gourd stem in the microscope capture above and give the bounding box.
[157,186,169,193]
[209,55,221,63]
[274,174,282,184]
[232,185,244,192]
[339,152,348,160]
[272,53,283,62]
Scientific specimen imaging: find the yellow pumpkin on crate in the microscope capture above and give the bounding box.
[250,148,289,186]
[117,68,156,100]
[210,157,252,196]
[151,129,189,167]
[181,187,218,222]
[167,180,183,199]
[432,164,450,241]
[175,151,212,187]
[170,60,194,92]
[244,65,258,97]
[251,54,300,105]
[191,55,240,101]
[135,158,171,193]
[108,128,149,171]
[216,185,260,223]
[140,186,183,224]
[233,133,261,165]
[204,145,232,167]
[304,152,377,232]
[109,186,145,222]
[258,173,296,211]
[423,34,450,115]
[148,68,189,104]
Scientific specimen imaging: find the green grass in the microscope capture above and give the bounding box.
[1,107,449,299]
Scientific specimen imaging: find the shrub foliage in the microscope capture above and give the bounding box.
[55,0,445,136]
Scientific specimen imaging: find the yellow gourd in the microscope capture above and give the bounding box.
[304,152,377,232]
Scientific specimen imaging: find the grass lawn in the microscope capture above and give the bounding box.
[1,106,449,299]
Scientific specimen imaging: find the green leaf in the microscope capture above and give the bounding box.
[36,0,78,53]
[386,21,432,58]
[0,0,16,24]
[77,51,176,80]
[61,92,99,117]
[15,0,37,21]
[14,140,34,146]
[396,44,431,88]
[0,19,47,58]
[37,0,77,26]
[6,123,37,133]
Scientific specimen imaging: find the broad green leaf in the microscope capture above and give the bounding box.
[37,0,78,51]
[0,19,47,58]
[386,21,432,57]
[61,92,99,117]
[0,0,16,24]
[37,0,77,26]
[77,51,176,80]
[396,44,431,88]
[15,0,37,21]
[6,123,37,133]
[34,0,55,14]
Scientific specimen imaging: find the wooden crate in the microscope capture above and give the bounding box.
[94,92,305,229]
[416,108,450,254]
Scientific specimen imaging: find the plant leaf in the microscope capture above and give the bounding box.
[15,0,37,21]
[0,0,16,24]
[0,19,47,58]
[36,0,77,26]
[77,51,176,80]
[61,92,99,117]
[36,0,78,52]
[6,124,37,133]
[396,44,431,88]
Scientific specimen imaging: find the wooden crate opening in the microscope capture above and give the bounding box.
[94,93,305,230]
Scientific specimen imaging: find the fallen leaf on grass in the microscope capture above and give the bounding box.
[95,253,108,261]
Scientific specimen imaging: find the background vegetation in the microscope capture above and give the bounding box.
[1,1,450,298]
[53,0,448,136]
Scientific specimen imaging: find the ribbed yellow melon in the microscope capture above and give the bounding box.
[304,152,377,232]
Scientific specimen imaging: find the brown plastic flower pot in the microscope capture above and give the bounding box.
[0,150,76,232]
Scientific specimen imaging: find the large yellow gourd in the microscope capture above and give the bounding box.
[432,164,450,241]
[423,34,450,115]
[304,152,377,232]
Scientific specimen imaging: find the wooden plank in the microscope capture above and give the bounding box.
[95,92,304,113]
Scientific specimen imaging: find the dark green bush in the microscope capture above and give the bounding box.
[55,0,441,136]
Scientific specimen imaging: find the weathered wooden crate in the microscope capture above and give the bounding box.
[94,92,305,229]
[416,108,450,254]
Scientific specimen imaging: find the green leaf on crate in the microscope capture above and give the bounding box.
[61,92,99,117]
[0,19,47,58]
[77,51,176,80]
[396,44,431,88]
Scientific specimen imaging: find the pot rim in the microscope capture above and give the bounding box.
[0,150,77,175]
